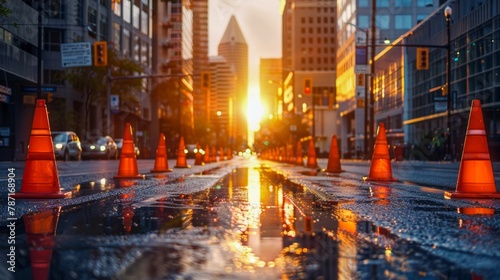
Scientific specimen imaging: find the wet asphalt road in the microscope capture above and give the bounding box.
[0,157,499,279]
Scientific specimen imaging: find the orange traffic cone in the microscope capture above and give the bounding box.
[151,133,172,173]
[114,123,145,179]
[227,148,233,160]
[13,100,70,199]
[306,139,318,168]
[211,146,217,162]
[203,144,211,163]
[324,135,343,173]
[445,100,500,199]
[219,147,225,161]
[175,137,190,168]
[295,141,304,166]
[194,143,204,165]
[364,123,396,181]
[24,207,61,280]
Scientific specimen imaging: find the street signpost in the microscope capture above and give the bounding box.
[22,86,57,92]
[61,42,92,67]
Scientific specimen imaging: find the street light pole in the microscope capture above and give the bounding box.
[445,6,452,160]
[37,1,43,100]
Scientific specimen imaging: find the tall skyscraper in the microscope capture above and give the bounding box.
[153,0,194,150]
[192,0,210,138]
[209,56,236,149]
[280,0,337,153]
[218,15,248,150]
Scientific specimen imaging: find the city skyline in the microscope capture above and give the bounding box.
[208,0,282,133]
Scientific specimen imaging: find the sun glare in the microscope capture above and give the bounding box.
[246,86,264,132]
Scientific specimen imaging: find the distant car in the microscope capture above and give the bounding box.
[185,144,197,159]
[52,131,82,161]
[82,136,118,160]
[115,138,140,158]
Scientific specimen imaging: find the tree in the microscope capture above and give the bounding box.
[0,0,11,18]
[64,48,144,139]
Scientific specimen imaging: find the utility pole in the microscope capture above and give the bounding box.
[369,0,376,157]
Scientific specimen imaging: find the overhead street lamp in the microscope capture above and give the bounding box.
[444,6,453,160]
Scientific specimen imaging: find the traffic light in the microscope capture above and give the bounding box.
[93,41,108,66]
[416,48,429,70]
[304,78,312,95]
[47,93,53,103]
[201,72,211,90]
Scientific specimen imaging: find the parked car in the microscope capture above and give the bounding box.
[52,131,82,161]
[115,138,140,158]
[81,136,118,160]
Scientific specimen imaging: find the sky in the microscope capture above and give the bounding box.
[208,0,282,135]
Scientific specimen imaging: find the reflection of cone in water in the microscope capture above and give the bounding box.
[121,191,135,233]
[13,100,70,199]
[445,100,500,199]
[194,143,204,165]
[458,208,495,215]
[122,206,134,233]
[203,145,211,163]
[114,123,145,179]
[24,207,61,280]
[151,133,172,173]
[116,179,136,188]
[324,135,343,173]
[295,141,304,166]
[122,206,135,234]
[175,137,190,168]
[364,123,396,181]
[306,139,318,168]
[370,185,391,205]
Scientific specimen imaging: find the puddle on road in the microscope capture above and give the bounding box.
[3,165,493,279]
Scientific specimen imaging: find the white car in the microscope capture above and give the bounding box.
[115,138,140,158]
[52,131,82,161]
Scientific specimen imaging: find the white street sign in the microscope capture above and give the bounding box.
[111,95,119,111]
[61,42,92,67]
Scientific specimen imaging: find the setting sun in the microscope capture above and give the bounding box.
[246,86,264,132]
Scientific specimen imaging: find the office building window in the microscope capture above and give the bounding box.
[133,4,140,29]
[376,15,390,29]
[395,15,412,29]
[358,15,369,29]
[395,0,412,7]
[48,0,65,19]
[377,0,389,7]
[141,10,148,34]
[44,29,62,51]
[113,0,121,16]
[124,0,131,23]
[113,23,121,50]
